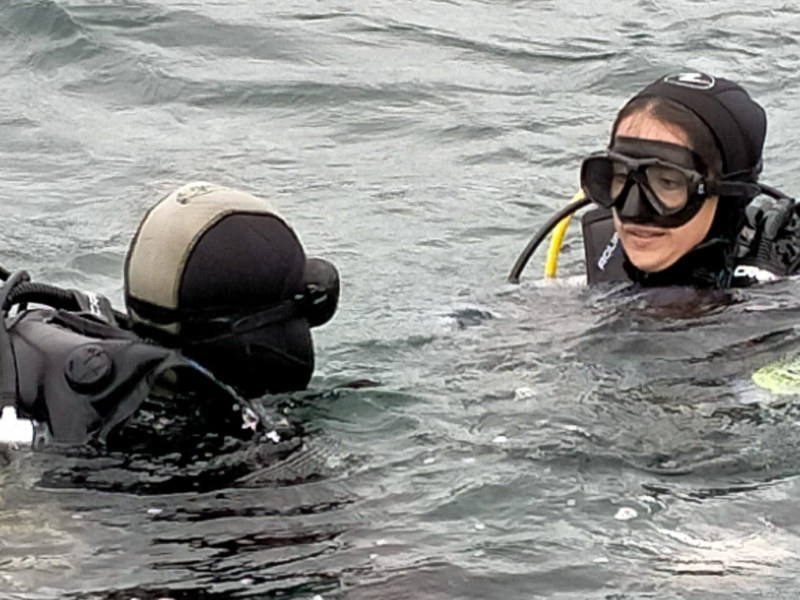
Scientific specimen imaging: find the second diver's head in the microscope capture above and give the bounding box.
[581,72,767,276]
[124,182,340,398]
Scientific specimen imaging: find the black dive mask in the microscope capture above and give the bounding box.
[581,137,759,229]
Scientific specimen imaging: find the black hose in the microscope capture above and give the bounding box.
[760,183,794,201]
[2,276,131,330]
[507,196,592,283]
[5,282,81,312]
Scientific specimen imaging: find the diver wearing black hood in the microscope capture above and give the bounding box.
[581,72,799,288]
[0,182,341,447]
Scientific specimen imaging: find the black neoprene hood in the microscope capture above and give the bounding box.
[627,72,767,181]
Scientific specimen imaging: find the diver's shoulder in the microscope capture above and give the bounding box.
[734,196,800,281]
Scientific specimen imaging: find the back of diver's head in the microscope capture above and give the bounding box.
[124,182,339,398]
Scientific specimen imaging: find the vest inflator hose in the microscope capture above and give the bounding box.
[508,192,590,283]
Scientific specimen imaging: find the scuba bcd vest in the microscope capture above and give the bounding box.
[581,207,627,285]
[0,270,261,447]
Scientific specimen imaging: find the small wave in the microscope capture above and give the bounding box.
[0,0,104,71]
[116,9,304,63]
[461,146,530,165]
[0,0,85,42]
[436,123,507,143]
[387,21,618,66]
[64,70,443,110]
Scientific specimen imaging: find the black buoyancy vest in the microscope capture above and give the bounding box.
[582,208,628,285]
[0,283,258,446]
[7,308,176,443]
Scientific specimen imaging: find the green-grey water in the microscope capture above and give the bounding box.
[4,1,800,598]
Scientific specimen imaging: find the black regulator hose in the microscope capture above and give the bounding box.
[508,196,592,284]
[1,270,130,328]
[5,282,82,312]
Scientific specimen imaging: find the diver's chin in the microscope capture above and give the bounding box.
[617,225,678,273]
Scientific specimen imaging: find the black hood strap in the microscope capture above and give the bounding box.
[182,298,302,347]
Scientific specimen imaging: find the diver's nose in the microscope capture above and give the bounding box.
[616,182,659,223]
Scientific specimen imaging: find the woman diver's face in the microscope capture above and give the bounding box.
[611,112,719,273]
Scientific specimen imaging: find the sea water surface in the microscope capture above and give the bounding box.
[4,1,800,598]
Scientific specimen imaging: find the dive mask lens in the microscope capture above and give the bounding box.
[643,163,692,213]
[580,154,616,208]
[581,151,704,216]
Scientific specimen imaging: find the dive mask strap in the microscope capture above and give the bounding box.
[182,284,334,348]
[705,180,763,200]
[230,283,334,335]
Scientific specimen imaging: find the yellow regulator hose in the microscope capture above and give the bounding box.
[544,190,585,278]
